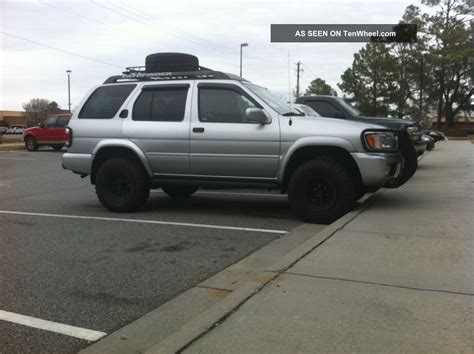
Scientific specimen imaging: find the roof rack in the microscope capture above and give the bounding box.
[103,65,244,84]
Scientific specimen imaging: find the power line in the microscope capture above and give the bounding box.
[89,1,148,24]
[39,1,105,25]
[301,63,318,77]
[35,2,239,69]
[112,1,289,65]
[0,31,122,68]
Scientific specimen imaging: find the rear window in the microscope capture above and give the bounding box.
[79,84,136,119]
[56,116,70,126]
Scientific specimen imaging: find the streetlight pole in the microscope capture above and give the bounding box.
[240,43,248,77]
[66,70,71,113]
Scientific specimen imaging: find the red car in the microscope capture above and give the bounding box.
[23,113,72,151]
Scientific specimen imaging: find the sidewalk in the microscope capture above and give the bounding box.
[152,141,473,353]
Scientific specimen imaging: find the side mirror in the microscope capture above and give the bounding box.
[333,110,344,118]
[245,108,271,124]
[39,122,45,128]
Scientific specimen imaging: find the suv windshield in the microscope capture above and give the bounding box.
[336,97,361,116]
[244,83,296,115]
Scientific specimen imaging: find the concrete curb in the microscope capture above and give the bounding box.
[146,195,377,354]
[0,144,24,151]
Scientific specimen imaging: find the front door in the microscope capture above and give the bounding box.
[37,116,61,142]
[190,82,280,179]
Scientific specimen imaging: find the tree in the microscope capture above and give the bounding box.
[338,42,398,116]
[22,98,54,126]
[304,78,337,96]
[420,0,473,127]
[49,101,61,114]
[390,5,433,119]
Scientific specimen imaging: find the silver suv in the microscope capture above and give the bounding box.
[62,53,416,223]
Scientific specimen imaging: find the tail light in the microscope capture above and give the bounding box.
[65,126,73,147]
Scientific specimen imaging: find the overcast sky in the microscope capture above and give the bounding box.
[1,0,417,111]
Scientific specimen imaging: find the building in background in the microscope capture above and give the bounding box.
[0,111,28,128]
[0,109,71,128]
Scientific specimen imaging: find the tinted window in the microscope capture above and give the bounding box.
[44,117,57,128]
[305,101,339,118]
[56,116,70,127]
[79,84,136,119]
[133,87,188,122]
[199,88,257,123]
[133,91,153,121]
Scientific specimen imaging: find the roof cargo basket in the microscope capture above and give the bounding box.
[103,52,244,84]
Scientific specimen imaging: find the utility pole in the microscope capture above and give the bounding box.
[66,70,72,113]
[295,61,301,98]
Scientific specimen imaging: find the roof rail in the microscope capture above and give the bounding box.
[103,65,244,84]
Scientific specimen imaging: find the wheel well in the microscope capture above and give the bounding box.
[281,146,362,193]
[90,147,147,184]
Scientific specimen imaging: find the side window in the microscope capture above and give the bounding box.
[133,87,188,122]
[199,88,257,123]
[306,101,339,118]
[44,117,57,128]
[79,84,136,119]
[133,91,153,121]
[56,116,70,127]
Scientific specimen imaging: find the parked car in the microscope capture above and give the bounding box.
[295,95,427,156]
[62,53,417,223]
[423,134,435,151]
[426,130,446,142]
[0,120,9,134]
[292,104,321,117]
[23,114,72,151]
[13,127,25,135]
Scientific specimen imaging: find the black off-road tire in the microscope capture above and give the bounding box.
[162,185,198,198]
[426,141,435,151]
[355,185,368,201]
[288,157,356,224]
[52,144,64,151]
[95,158,150,212]
[25,136,38,151]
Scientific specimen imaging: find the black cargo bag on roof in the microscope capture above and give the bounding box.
[145,53,199,73]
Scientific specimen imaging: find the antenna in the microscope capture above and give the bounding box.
[287,51,293,125]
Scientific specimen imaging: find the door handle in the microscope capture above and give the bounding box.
[193,127,205,133]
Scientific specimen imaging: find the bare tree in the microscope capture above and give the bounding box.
[22,98,54,126]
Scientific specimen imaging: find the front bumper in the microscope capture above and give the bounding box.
[413,140,427,155]
[62,153,93,175]
[351,152,403,187]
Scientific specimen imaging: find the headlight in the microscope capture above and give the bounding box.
[363,131,398,151]
[407,126,422,141]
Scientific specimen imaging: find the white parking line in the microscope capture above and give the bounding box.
[152,190,287,198]
[0,157,36,161]
[0,310,106,341]
[0,210,287,234]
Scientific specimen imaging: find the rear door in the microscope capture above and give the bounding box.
[189,82,280,179]
[122,82,192,175]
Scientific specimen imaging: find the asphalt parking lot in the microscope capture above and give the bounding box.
[0,148,303,353]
